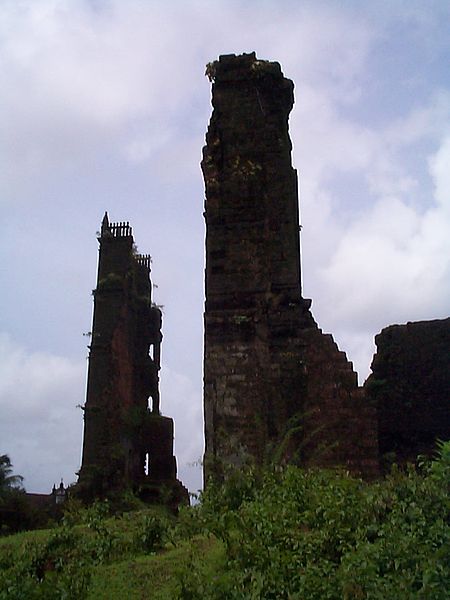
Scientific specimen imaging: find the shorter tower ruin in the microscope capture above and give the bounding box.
[77,213,187,505]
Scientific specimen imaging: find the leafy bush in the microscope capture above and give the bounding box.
[178,442,450,599]
[0,524,91,599]
[135,514,170,553]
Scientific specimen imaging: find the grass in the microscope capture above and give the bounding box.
[87,536,223,599]
[0,507,224,599]
[0,526,49,551]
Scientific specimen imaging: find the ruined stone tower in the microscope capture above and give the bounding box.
[202,53,378,481]
[78,214,187,504]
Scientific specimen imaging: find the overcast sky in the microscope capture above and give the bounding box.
[1,0,449,495]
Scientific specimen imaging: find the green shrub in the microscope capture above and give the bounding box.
[0,524,91,600]
[1,443,448,598]
[135,514,169,553]
[181,442,450,599]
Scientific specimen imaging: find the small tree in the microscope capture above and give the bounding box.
[0,455,28,534]
[0,454,23,496]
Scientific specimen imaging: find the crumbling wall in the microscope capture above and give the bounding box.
[202,53,378,482]
[366,318,450,470]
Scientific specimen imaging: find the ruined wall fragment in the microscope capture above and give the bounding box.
[366,318,450,470]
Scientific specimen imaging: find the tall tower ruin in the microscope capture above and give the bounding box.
[78,213,187,505]
[202,53,378,481]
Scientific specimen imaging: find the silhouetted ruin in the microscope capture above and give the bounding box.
[77,213,187,505]
[6,54,448,526]
[202,53,379,481]
[366,318,450,471]
[71,55,449,501]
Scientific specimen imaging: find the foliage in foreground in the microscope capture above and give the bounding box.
[0,441,448,599]
[179,441,450,599]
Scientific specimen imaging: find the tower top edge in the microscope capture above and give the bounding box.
[206,52,286,83]
[100,213,133,240]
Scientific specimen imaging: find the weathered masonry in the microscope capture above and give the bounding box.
[77,213,187,505]
[202,53,378,481]
[365,318,450,472]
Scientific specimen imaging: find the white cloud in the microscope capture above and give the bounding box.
[0,0,376,196]
[0,333,85,493]
[0,0,208,195]
[313,132,450,379]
